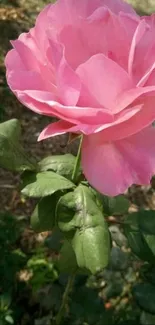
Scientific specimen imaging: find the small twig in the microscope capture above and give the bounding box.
[71,135,83,183]
[55,274,75,325]
[0,184,16,189]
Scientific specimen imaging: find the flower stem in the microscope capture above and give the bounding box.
[71,135,83,183]
[55,273,75,325]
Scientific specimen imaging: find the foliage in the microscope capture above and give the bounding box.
[0,294,14,325]
[26,249,58,292]
[0,213,26,292]
[0,119,35,172]
[124,210,155,318]
[1,118,155,324]
[56,185,110,274]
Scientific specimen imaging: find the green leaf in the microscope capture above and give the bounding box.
[124,213,155,262]
[138,210,155,235]
[45,228,63,252]
[0,294,11,309]
[133,283,155,314]
[31,195,58,232]
[57,240,78,273]
[143,233,155,256]
[137,210,155,257]
[142,265,155,286]
[22,171,75,198]
[70,286,107,323]
[102,195,130,216]
[56,185,111,274]
[0,119,35,171]
[38,154,81,181]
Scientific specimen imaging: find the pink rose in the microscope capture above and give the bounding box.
[5,0,155,196]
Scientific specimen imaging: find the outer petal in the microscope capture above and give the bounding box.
[6,36,81,107]
[38,105,141,140]
[100,96,155,141]
[49,0,105,27]
[82,127,155,196]
[128,19,146,76]
[76,53,133,111]
[115,85,155,113]
[37,119,105,141]
[51,0,136,26]
[38,120,74,140]
[5,49,25,71]
[6,66,56,95]
[33,4,52,46]
[11,39,40,71]
[101,0,137,15]
[16,90,113,125]
[6,37,55,92]
[129,15,155,85]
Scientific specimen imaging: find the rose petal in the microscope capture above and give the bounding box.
[16,90,113,125]
[5,49,25,71]
[52,0,136,25]
[97,96,155,141]
[38,120,74,141]
[6,70,51,92]
[47,39,81,105]
[56,56,81,106]
[129,16,155,84]
[50,0,104,27]
[59,7,137,71]
[11,39,40,71]
[76,53,133,110]
[115,85,155,113]
[82,127,155,196]
[102,0,137,15]
[33,4,52,46]
[128,19,146,76]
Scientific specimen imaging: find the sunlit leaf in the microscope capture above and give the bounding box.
[38,154,81,181]
[22,171,75,198]
[56,185,111,274]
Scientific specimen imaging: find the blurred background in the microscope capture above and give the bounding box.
[1,1,155,325]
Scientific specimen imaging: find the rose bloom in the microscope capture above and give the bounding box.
[5,0,155,196]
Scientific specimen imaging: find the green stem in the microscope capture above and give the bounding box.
[55,273,75,325]
[71,135,83,183]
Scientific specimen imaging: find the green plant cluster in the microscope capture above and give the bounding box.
[1,119,155,324]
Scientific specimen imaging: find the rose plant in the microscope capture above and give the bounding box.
[5,0,155,196]
[1,0,155,323]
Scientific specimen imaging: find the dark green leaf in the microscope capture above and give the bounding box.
[56,185,111,274]
[70,286,107,324]
[138,210,155,235]
[143,233,155,256]
[0,294,11,308]
[103,195,130,216]
[140,265,155,286]
[38,154,81,181]
[0,119,35,171]
[133,283,155,314]
[22,171,75,198]
[57,240,78,273]
[141,311,155,325]
[124,213,155,262]
[45,228,63,252]
[31,195,58,232]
